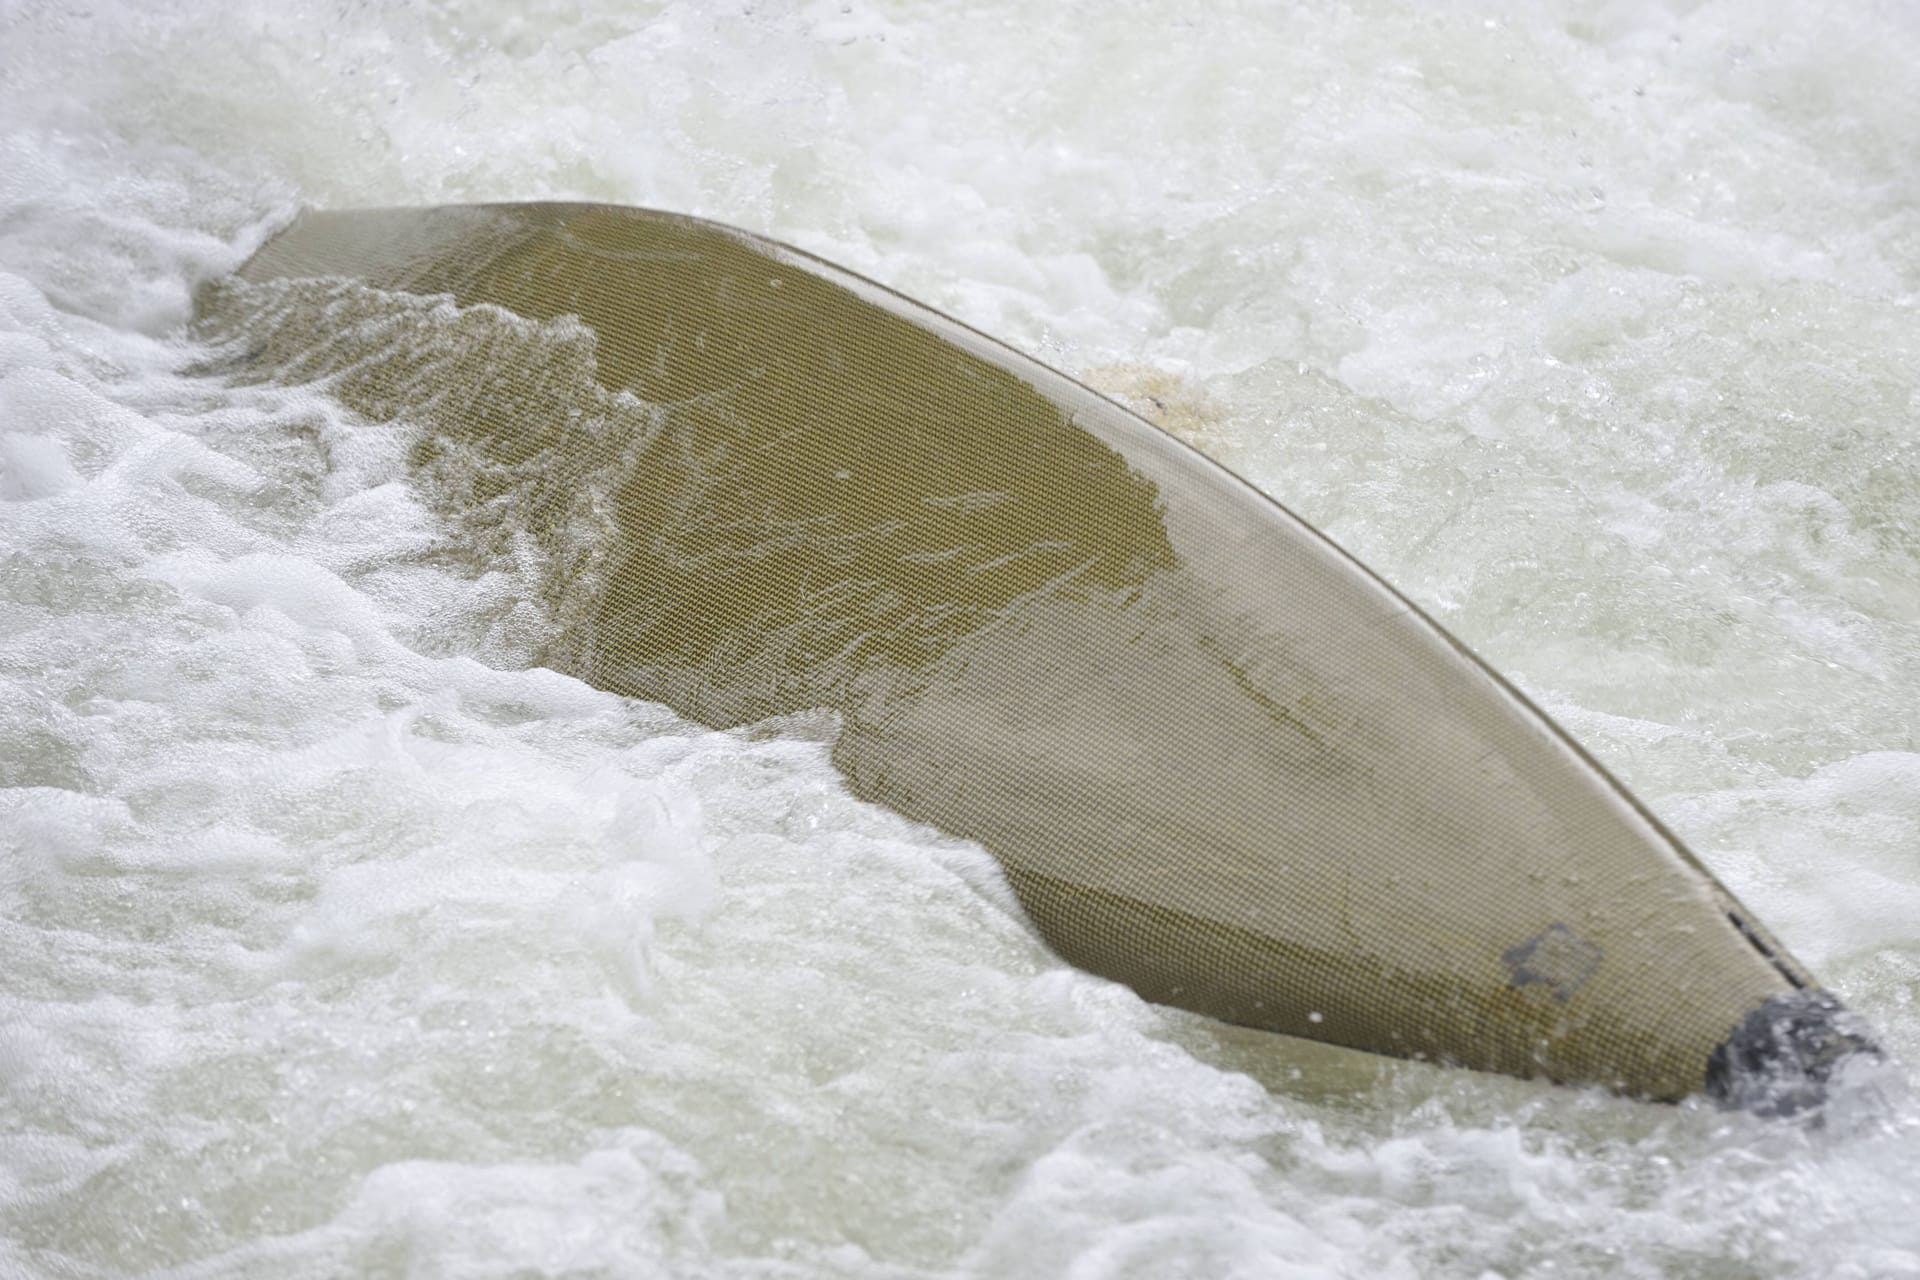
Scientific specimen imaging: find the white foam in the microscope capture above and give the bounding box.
[3,1,1918,1276]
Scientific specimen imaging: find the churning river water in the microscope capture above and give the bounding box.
[2,2,1918,1276]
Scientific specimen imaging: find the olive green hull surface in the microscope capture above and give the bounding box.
[198,202,1842,1103]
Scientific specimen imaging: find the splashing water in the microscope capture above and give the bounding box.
[3,2,1917,1276]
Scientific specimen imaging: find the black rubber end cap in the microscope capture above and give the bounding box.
[1706,990,1881,1116]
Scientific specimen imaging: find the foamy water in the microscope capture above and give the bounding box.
[3,2,1918,1276]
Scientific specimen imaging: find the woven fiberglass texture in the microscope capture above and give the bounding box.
[198,202,1816,1100]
